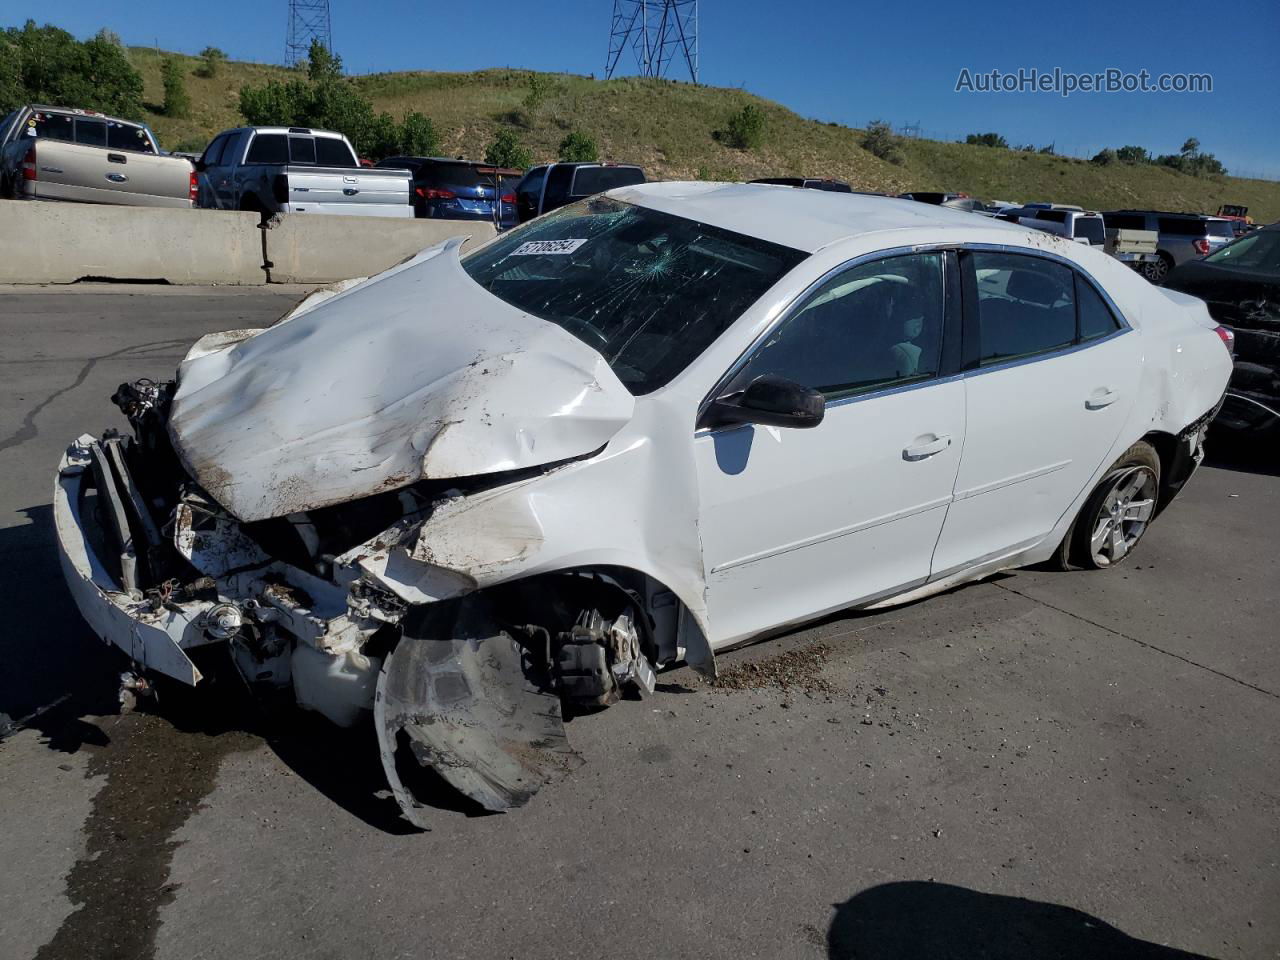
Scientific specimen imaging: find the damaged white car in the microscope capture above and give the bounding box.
[55,183,1232,826]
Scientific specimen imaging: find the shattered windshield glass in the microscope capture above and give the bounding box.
[462,197,807,394]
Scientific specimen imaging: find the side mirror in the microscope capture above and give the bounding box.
[703,374,825,430]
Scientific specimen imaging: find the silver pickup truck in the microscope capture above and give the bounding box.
[196,126,412,217]
[0,105,195,207]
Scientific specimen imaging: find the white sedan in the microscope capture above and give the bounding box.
[54,183,1232,826]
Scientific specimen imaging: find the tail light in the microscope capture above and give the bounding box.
[21,143,36,181]
[1192,238,1211,255]
[1214,325,1235,355]
[423,188,455,200]
[500,193,516,205]
[272,174,289,205]
[188,170,198,204]
[414,187,425,198]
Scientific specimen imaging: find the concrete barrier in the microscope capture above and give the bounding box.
[0,200,265,284]
[261,215,497,283]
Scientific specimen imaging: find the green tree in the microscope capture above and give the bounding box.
[1090,148,1118,166]
[162,57,190,118]
[238,41,429,161]
[484,129,532,169]
[197,46,226,78]
[0,22,144,118]
[724,104,766,150]
[399,110,440,156]
[1115,145,1149,164]
[522,73,549,112]
[965,132,1008,149]
[861,119,902,164]
[557,130,598,163]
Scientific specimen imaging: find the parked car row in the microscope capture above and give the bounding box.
[0,105,197,207]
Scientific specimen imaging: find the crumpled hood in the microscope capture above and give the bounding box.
[168,240,635,522]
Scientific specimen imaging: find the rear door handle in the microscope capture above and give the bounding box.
[903,434,952,461]
[107,153,127,164]
[1086,387,1119,410]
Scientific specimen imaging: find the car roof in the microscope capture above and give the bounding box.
[610,181,1022,253]
[230,126,347,138]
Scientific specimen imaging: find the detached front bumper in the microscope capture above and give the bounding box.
[53,434,384,726]
[53,435,214,685]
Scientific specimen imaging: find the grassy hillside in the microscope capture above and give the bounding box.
[127,48,1280,221]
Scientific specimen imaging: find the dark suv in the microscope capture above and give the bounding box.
[377,156,519,226]
[1101,210,1236,283]
[514,162,645,222]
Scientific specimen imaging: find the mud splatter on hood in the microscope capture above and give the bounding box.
[167,241,635,522]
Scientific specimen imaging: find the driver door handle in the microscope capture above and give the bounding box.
[1086,387,1119,410]
[903,434,951,461]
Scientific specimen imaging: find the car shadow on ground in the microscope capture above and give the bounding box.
[827,881,1217,959]
[0,502,477,835]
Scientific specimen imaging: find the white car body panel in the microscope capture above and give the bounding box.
[54,182,1231,714]
[168,240,636,522]
[696,379,965,645]
[931,330,1140,575]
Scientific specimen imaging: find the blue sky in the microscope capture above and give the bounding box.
[12,0,1280,178]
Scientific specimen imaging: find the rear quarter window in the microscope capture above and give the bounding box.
[1074,216,1106,246]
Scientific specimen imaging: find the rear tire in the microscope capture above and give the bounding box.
[1143,253,1173,284]
[1053,441,1161,571]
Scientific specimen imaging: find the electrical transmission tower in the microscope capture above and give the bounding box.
[286,0,332,66]
[606,0,698,83]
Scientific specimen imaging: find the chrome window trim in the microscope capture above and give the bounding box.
[696,240,1134,434]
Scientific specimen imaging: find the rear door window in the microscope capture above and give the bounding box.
[542,165,575,210]
[971,252,1076,364]
[246,133,289,164]
[314,137,357,167]
[200,135,228,167]
[75,118,108,147]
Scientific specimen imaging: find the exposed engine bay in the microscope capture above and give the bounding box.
[57,376,668,827]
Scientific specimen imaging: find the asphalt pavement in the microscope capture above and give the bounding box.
[0,284,1276,960]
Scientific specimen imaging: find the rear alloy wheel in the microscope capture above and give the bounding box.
[1067,442,1162,570]
[1142,253,1172,284]
[1083,465,1158,567]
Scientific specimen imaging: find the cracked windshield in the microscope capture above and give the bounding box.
[463,196,806,393]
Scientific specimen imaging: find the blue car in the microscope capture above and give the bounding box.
[377,156,519,227]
